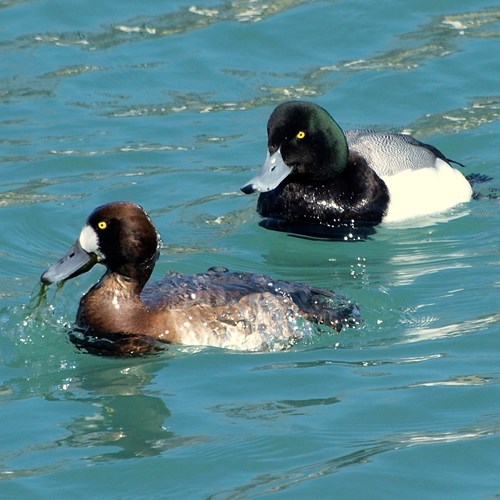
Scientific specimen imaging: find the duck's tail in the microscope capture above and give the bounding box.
[288,287,362,332]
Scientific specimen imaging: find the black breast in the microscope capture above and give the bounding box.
[256,153,389,237]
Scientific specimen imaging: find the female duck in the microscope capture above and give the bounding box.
[241,101,472,236]
[41,202,360,355]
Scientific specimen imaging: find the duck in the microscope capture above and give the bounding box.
[241,101,472,237]
[40,202,360,356]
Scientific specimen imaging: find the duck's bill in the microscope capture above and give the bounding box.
[240,149,292,194]
[41,240,98,285]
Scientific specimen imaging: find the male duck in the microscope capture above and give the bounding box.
[41,202,360,355]
[241,101,472,236]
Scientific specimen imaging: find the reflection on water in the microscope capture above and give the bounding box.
[0,292,194,471]
[387,243,470,287]
[58,393,174,461]
[207,423,499,498]
[401,312,500,344]
[0,358,198,478]
[6,3,498,57]
[409,374,494,387]
[0,180,79,207]
[405,96,500,136]
[211,395,339,420]
[3,0,314,53]
[3,1,497,132]
[313,7,500,73]
[253,352,444,372]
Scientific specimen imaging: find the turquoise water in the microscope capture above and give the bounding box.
[1,0,499,497]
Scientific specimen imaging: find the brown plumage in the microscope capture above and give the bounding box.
[41,202,361,356]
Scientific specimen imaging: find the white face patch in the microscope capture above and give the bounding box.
[78,224,103,258]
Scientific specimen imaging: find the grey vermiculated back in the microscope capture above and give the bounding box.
[345,129,446,177]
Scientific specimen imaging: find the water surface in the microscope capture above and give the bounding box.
[0,0,499,497]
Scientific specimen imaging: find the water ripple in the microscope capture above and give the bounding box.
[401,312,500,343]
[2,1,316,54]
[207,424,499,498]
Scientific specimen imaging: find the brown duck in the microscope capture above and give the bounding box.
[41,202,360,356]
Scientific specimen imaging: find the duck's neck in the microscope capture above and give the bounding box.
[75,272,174,343]
[115,260,154,291]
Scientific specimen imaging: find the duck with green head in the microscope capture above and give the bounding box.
[241,101,472,237]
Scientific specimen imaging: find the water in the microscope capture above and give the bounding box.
[1,0,499,497]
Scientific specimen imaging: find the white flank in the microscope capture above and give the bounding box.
[382,158,472,223]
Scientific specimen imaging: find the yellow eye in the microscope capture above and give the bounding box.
[296,131,306,139]
[97,221,107,230]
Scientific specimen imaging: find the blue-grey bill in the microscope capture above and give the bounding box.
[41,240,97,285]
[240,149,292,194]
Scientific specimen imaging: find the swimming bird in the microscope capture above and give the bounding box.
[241,101,472,237]
[41,202,360,356]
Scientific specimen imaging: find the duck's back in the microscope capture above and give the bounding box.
[142,267,358,324]
[345,130,450,177]
[140,267,360,350]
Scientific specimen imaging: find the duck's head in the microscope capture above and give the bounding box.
[41,202,161,287]
[241,101,349,194]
